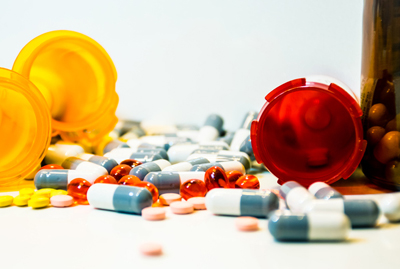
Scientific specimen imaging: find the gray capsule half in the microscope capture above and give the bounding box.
[239,135,254,160]
[205,189,279,218]
[144,171,205,195]
[268,210,350,241]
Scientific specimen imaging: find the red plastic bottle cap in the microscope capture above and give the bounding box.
[251,77,366,187]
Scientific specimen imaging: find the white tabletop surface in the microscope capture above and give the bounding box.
[1,172,400,269]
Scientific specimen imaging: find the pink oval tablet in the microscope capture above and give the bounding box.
[142,207,166,221]
[187,197,206,210]
[139,242,163,256]
[170,201,194,214]
[50,195,74,207]
[159,193,181,206]
[235,217,259,231]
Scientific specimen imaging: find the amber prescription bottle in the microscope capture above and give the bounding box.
[0,30,118,190]
[12,30,119,143]
[251,76,366,187]
[0,68,51,189]
[361,0,400,190]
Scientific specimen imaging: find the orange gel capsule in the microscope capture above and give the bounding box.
[118,175,141,186]
[204,166,228,190]
[226,170,243,188]
[120,159,143,168]
[110,164,132,181]
[180,179,208,200]
[94,175,118,184]
[39,164,64,170]
[134,181,159,203]
[235,175,260,189]
[67,178,92,204]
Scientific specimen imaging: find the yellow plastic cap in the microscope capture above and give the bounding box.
[0,68,51,189]
[13,30,119,143]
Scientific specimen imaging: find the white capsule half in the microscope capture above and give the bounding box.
[380,193,400,222]
[44,145,81,165]
[230,128,250,151]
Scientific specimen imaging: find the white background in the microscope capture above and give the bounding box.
[0,0,363,131]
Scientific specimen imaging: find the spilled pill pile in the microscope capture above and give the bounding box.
[2,112,400,259]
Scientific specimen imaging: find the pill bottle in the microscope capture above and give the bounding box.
[12,30,119,143]
[251,76,366,187]
[360,0,400,190]
[0,68,51,190]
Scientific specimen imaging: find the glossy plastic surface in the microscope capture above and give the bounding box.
[12,30,118,143]
[251,77,365,187]
[0,68,51,190]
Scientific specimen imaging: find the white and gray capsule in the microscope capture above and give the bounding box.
[61,157,109,177]
[229,111,257,152]
[44,145,83,165]
[139,135,191,150]
[103,139,130,154]
[280,181,315,212]
[87,184,153,214]
[104,148,168,163]
[34,169,100,190]
[190,161,246,175]
[195,114,224,143]
[239,135,254,160]
[129,159,171,180]
[217,132,235,145]
[268,210,350,242]
[76,153,119,173]
[302,199,380,227]
[205,189,279,218]
[144,171,205,195]
[162,157,211,172]
[308,182,343,200]
[167,141,230,164]
[187,150,251,171]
